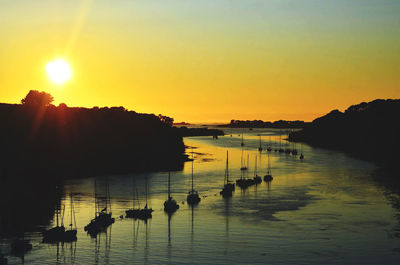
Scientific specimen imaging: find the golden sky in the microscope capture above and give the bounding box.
[0,0,399,123]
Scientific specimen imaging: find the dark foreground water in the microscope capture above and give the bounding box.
[1,128,400,264]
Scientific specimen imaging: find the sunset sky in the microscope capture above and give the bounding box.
[0,0,399,123]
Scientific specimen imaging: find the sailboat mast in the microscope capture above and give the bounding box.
[145,176,148,206]
[132,178,135,209]
[56,204,59,227]
[226,151,229,184]
[241,148,243,168]
[106,177,111,213]
[168,172,171,198]
[94,178,97,217]
[254,155,257,177]
[191,149,194,192]
[70,193,73,230]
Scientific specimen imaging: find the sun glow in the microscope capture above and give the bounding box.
[46,59,72,84]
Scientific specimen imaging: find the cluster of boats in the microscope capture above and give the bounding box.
[272,134,305,160]
[221,132,306,197]
[221,148,273,197]
[9,133,304,258]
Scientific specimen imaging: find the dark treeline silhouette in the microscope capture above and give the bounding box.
[289,99,400,166]
[219,119,309,129]
[0,90,194,178]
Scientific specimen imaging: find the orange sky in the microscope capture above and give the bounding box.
[0,0,399,123]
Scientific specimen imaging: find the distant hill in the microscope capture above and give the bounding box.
[289,99,400,166]
[173,122,191,126]
[219,119,309,129]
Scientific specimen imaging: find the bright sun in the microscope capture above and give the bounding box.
[46,59,72,84]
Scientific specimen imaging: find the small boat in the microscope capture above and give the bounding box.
[253,155,262,184]
[126,178,153,220]
[63,193,77,242]
[187,149,201,205]
[240,134,245,147]
[84,178,115,237]
[237,154,255,188]
[43,203,66,242]
[264,152,273,182]
[125,187,141,219]
[299,144,304,160]
[164,172,179,213]
[292,150,298,155]
[236,173,255,189]
[220,151,235,197]
[258,135,263,152]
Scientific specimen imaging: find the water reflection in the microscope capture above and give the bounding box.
[92,226,112,265]
[2,129,400,264]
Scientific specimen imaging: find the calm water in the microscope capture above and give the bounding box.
[2,128,400,264]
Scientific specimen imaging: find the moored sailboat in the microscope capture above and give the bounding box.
[237,154,254,188]
[187,149,201,205]
[63,193,77,242]
[84,178,115,237]
[220,151,235,197]
[253,155,262,184]
[43,203,66,242]
[164,172,179,213]
[264,152,273,182]
[267,136,272,152]
[299,143,304,160]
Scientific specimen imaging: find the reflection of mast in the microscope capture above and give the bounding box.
[190,206,195,248]
[224,198,231,238]
[94,233,100,265]
[104,226,111,264]
[144,220,149,264]
[69,241,77,265]
[166,212,172,264]
[56,241,60,265]
[168,213,172,246]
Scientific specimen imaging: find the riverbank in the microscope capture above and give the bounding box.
[289,99,400,167]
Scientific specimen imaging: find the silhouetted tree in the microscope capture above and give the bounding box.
[21,90,54,107]
[158,114,174,126]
